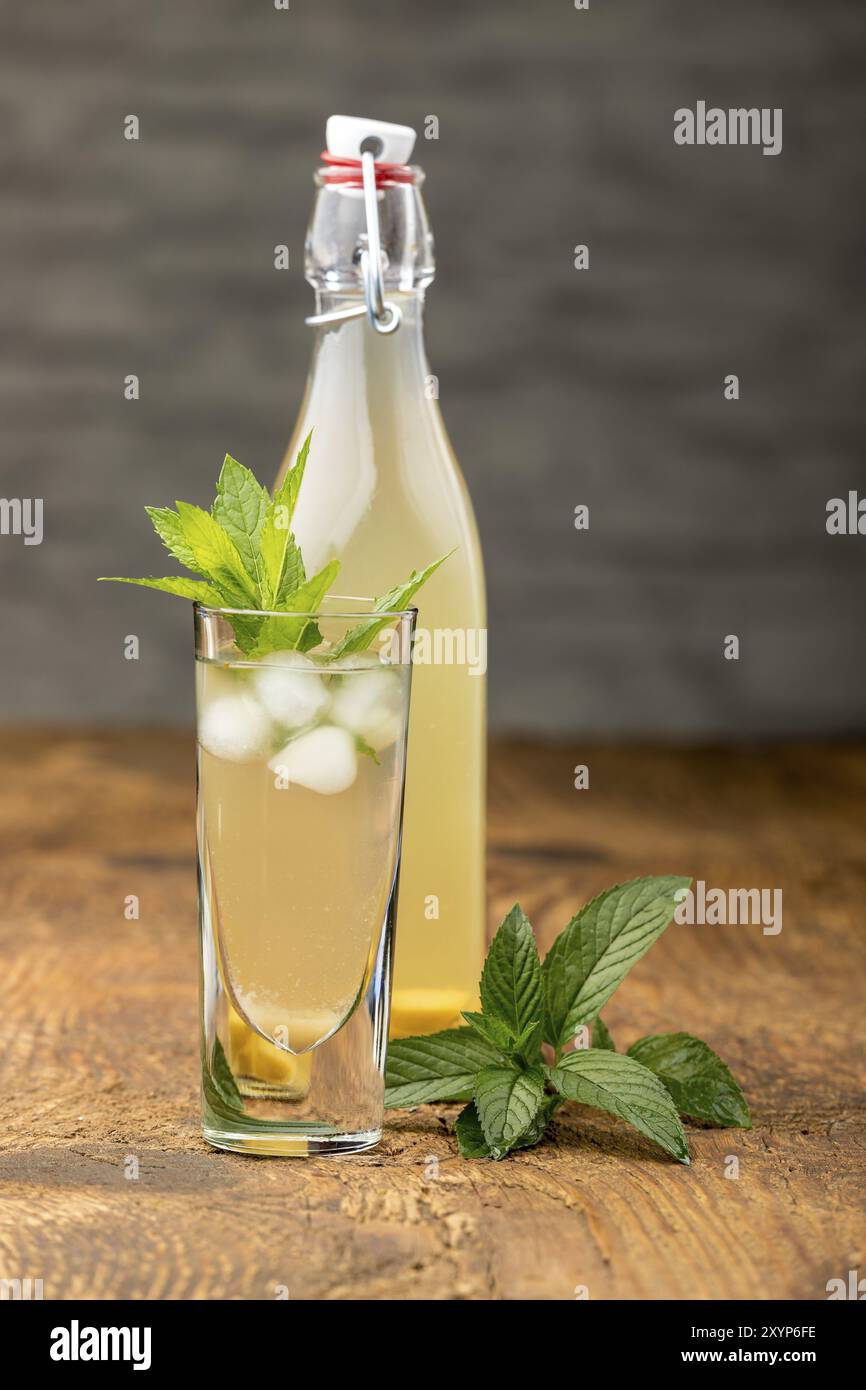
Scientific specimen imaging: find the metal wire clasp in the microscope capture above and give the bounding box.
[305,140,402,335]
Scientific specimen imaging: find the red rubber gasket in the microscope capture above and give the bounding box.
[319,151,416,187]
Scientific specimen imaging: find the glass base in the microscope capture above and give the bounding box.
[202,1124,382,1157]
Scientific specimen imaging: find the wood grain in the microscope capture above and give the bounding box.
[0,730,863,1300]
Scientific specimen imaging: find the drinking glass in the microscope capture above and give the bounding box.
[195,598,415,1155]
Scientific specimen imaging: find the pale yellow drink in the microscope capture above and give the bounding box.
[197,656,408,1061]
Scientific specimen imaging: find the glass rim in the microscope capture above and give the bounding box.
[193,596,418,622]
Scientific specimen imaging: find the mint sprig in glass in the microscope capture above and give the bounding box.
[101,433,447,660]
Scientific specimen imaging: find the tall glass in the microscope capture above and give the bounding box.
[195,598,415,1156]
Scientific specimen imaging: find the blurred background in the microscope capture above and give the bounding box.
[1,0,864,736]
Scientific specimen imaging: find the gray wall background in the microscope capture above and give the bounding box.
[1,0,864,737]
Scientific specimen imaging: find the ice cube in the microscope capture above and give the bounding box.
[254,649,329,728]
[329,667,404,751]
[199,693,271,762]
[268,725,357,795]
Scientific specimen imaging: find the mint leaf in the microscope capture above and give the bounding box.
[474,1065,545,1159]
[627,1033,751,1129]
[542,876,691,1050]
[207,1036,243,1112]
[98,575,223,602]
[511,1093,563,1150]
[593,1017,616,1051]
[255,434,313,608]
[511,1023,544,1050]
[454,1102,492,1158]
[258,506,305,608]
[144,506,204,573]
[249,559,340,656]
[480,903,544,1040]
[329,552,450,658]
[457,1092,561,1161]
[174,501,258,608]
[461,1010,515,1054]
[384,1028,499,1108]
[548,1050,690,1164]
[272,430,312,529]
[462,1011,543,1065]
[354,735,381,765]
[509,1018,544,1062]
[212,454,269,591]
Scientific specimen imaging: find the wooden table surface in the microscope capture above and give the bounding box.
[0,731,863,1301]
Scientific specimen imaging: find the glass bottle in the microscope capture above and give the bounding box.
[275,116,487,1036]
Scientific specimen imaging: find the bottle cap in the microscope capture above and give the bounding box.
[325,115,416,165]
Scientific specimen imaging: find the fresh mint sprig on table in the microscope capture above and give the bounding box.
[98,432,448,658]
[385,876,751,1162]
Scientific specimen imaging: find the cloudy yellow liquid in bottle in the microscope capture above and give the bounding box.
[275,128,487,1035]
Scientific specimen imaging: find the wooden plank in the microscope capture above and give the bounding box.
[0,731,863,1300]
